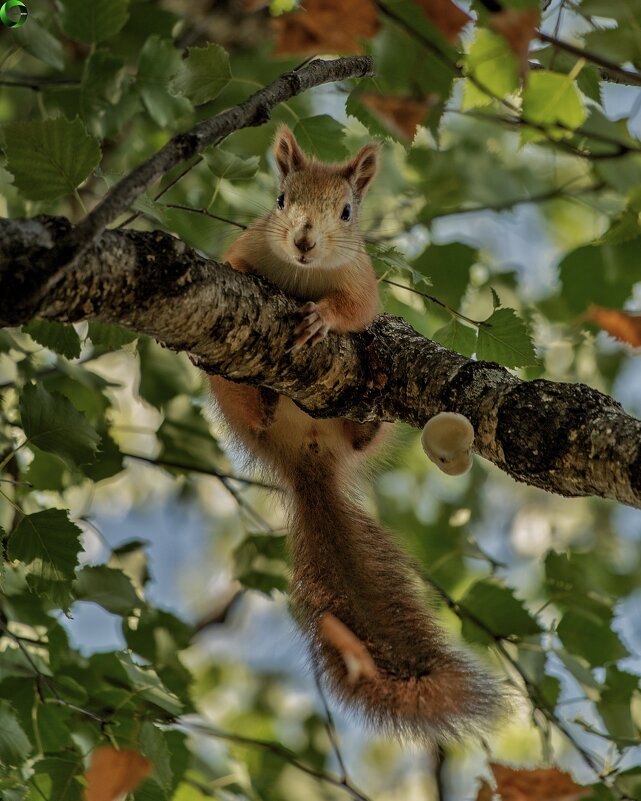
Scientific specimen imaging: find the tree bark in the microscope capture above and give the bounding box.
[2,216,640,509]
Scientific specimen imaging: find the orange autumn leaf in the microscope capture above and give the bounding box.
[273,0,379,56]
[490,8,540,79]
[490,764,590,801]
[319,612,377,683]
[84,747,152,801]
[361,93,431,141]
[587,305,641,347]
[415,0,472,42]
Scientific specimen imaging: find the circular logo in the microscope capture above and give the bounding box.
[0,0,28,28]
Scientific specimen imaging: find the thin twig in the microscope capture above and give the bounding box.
[123,451,276,490]
[314,669,349,781]
[538,30,641,87]
[162,203,248,230]
[177,719,374,801]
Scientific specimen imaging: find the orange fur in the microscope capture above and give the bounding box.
[209,128,502,742]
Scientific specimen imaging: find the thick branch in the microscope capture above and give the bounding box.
[2,216,640,508]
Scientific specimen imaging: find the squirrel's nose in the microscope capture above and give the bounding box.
[295,237,316,253]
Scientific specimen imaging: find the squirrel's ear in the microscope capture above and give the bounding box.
[342,143,379,199]
[273,125,306,177]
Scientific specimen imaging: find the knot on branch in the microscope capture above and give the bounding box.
[283,70,303,95]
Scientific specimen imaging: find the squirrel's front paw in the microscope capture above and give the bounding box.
[293,301,330,350]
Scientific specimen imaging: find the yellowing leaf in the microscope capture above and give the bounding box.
[523,70,587,131]
[463,29,519,109]
[490,8,540,79]
[360,93,430,141]
[490,763,589,801]
[415,0,472,42]
[84,747,151,801]
[273,0,379,56]
[586,305,641,347]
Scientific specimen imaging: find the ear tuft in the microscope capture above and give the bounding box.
[273,125,306,177]
[342,143,379,199]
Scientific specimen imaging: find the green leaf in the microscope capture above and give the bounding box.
[136,36,192,127]
[8,509,82,585]
[597,666,639,740]
[236,569,289,596]
[35,705,72,754]
[459,579,542,645]
[156,397,222,474]
[584,27,641,66]
[171,43,231,106]
[80,49,126,129]
[126,608,193,664]
[523,70,587,131]
[59,0,130,43]
[205,148,260,182]
[24,447,70,492]
[19,382,99,466]
[137,337,201,410]
[463,29,519,109]
[557,608,628,667]
[367,242,433,293]
[412,243,475,307]
[3,116,101,202]
[0,702,31,766]
[12,18,65,70]
[293,115,348,162]
[559,240,641,313]
[73,565,140,614]
[87,321,138,349]
[83,430,125,483]
[476,308,537,368]
[116,654,183,716]
[432,318,477,357]
[233,533,289,597]
[541,675,561,709]
[140,722,173,791]
[23,320,81,359]
[26,753,84,801]
[234,533,288,568]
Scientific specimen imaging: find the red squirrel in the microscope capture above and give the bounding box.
[209,126,502,741]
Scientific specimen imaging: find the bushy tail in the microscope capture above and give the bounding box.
[286,456,504,743]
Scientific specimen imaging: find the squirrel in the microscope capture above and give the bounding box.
[209,126,503,742]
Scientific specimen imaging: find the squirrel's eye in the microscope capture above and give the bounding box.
[277,193,285,209]
[340,203,352,221]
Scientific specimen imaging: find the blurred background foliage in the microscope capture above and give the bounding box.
[1,0,641,799]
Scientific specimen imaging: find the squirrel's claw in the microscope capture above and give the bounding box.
[293,302,330,350]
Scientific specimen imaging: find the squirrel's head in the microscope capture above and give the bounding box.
[267,125,378,269]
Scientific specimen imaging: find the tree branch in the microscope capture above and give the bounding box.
[2,216,640,508]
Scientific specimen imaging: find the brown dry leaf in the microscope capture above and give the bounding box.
[586,305,641,347]
[490,8,540,79]
[319,612,377,682]
[361,93,430,141]
[273,0,379,56]
[490,763,590,801]
[85,747,152,801]
[415,0,472,42]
